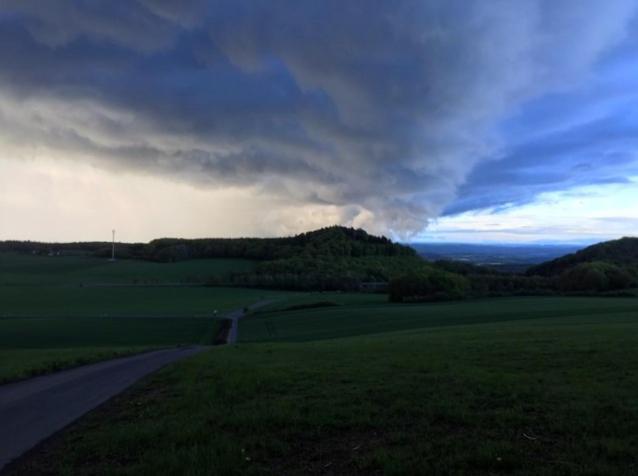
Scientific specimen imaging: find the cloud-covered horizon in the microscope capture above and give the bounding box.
[1,1,638,239]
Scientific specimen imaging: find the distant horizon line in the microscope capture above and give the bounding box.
[0,235,623,249]
[1,225,635,248]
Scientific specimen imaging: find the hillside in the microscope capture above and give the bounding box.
[413,242,581,273]
[6,231,637,296]
[143,226,415,262]
[527,237,638,276]
[1,227,424,292]
[0,226,414,262]
[525,237,638,293]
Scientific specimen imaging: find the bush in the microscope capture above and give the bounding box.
[388,269,469,302]
[558,262,634,292]
[467,274,556,297]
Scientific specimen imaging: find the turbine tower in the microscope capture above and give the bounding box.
[110,229,116,262]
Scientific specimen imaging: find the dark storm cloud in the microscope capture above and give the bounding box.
[0,0,637,233]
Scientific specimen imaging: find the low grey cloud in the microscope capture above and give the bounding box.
[1,0,637,235]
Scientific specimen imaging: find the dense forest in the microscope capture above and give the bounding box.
[0,227,411,261]
[2,228,636,298]
[389,238,637,301]
[525,237,638,293]
[1,227,421,292]
[527,237,638,275]
[142,227,415,262]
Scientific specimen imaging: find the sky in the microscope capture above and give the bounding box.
[0,0,637,244]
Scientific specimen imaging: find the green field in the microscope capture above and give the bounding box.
[0,316,224,349]
[249,291,386,313]
[4,252,638,473]
[8,295,638,475]
[241,296,638,342]
[0,253,292,383]
[0,286,287,318]
[0,253,256,285]
[0,316,225,384]
[0,279,289,382]
[0,348,150,385]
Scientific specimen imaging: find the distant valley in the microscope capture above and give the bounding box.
[411,242,583,272]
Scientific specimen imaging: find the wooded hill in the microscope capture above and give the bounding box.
[527,237,638,276]
[0,227,424,291]
[0,227,413,261]
[142,226,415,262]
[3,230,636,296]
[526,237,638,293]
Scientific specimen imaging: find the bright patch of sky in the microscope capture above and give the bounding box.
[422,179,638,244]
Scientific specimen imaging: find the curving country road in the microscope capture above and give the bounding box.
[0,346,207,472]
[226,299,274,344]
[0,299,275,471]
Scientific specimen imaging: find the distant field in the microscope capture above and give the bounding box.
[0,252,290,318]
[0,316,222,383]
[0,283,291,382]
[13,301,638,475]
[0,316,222,349]
[0,253,294,382]
[0,252,256,285]
[251,291,386,313]
[0,285,288,318]
[241,296,638,342]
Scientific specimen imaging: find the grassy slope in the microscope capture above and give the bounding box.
[0,317,224,349]
[0,348,150,385]
[0,316,223,383]
[0,252,288,318]
[240,296,638,342]
[10,297,638,475]
[251,292,386,313]
[0,285,288,381]
[0,252,256,285]
[0,286,287,317]
[0,253,291,382]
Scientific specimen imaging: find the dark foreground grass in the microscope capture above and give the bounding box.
[10,312,638,475]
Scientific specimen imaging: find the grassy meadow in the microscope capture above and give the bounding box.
[0,348,151,385]
[0,252,256,286]
[8,294,638,475]
[0,286,285,318]
[0,253,289,383]
[0,315,224,384]
[241,295,638,342]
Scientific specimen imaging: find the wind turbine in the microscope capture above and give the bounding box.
[110,229,116,262]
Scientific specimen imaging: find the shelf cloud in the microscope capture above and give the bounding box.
[1,0,637,237]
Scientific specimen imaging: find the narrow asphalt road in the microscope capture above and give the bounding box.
[0,346,207,472]
[226,299,275,344]
[226,307,243,344]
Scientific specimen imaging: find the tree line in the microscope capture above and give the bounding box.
[3,228,636,299]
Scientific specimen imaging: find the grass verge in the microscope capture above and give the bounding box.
[0,347,153,385]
